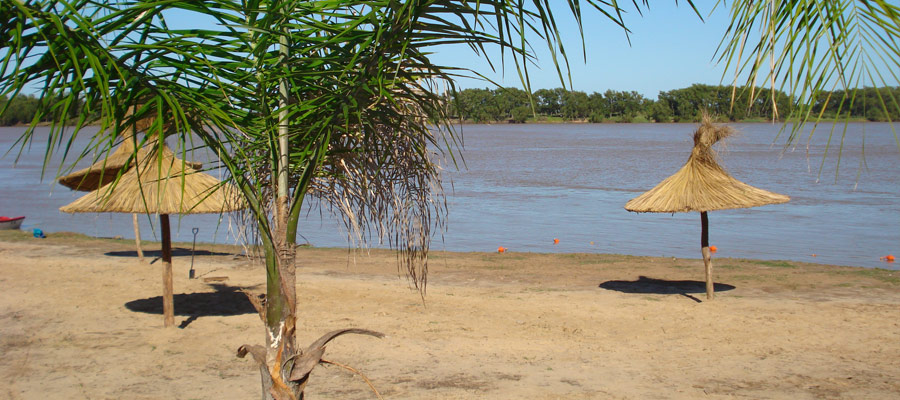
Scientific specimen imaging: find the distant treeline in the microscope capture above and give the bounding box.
[4,85,899,126]
[0,95,87,126]
[451,84,900,123]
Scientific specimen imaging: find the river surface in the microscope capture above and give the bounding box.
[1,123,898,269]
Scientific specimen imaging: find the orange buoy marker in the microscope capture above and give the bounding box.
[709,245,717,253]
[553,238,559,245]
[884,254,895,262]
[589,241,595,245]
[811,254,817,257]
[498,246,506,254]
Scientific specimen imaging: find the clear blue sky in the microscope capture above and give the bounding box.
[428,2,736,98]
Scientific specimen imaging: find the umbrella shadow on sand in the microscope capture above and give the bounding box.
[125,284,259,328]
[599,276,736,303]
[105,248,232,259]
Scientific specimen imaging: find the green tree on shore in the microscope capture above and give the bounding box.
[449,84,899,124]
[0,95,41,126]
[561,90,590,120]
[7,84,897,127]
[0,94,87,126]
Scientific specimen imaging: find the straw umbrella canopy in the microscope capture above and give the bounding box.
[625,116,789,300]
[58,131,202,191]
[61,146,244,327]
[58,125,201,262]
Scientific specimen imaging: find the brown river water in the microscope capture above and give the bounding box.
[1,123,898,269]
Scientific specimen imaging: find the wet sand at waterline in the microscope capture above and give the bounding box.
[2,231,900,399]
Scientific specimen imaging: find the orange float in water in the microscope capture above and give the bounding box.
[589,241,595,245]
[498,246,506,253]
[811,254,817,257]
[553,238,559,245]
[709,245,717,252]
[886,254,895,262]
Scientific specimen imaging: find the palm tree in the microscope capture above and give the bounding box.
[2,0,666,397]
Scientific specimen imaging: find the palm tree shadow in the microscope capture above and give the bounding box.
[599,276,735,301]
[124,283,259,328]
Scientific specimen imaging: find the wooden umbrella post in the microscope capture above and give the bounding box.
[160,214,175,327]
[700,211,713,300]
[133,213,145,263]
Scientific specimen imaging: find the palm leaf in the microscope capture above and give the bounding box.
[717,0,900,175]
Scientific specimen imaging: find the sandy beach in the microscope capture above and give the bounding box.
[2,230,899,399]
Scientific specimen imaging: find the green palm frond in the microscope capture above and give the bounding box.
[717,0,900,178]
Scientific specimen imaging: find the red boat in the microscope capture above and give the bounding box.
[0,216,25,230]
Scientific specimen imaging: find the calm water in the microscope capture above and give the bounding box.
[1,123,898,269]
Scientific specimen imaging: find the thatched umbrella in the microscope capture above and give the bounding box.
[61,146,244,327]
[58,123,201,262]
[625,116,789,300]
[58,132,202,190]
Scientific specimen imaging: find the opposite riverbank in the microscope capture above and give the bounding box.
[2,230,899,399]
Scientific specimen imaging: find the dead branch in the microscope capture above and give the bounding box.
[239,290,266,322]
[236,344,267,366]
[321,358,384,400]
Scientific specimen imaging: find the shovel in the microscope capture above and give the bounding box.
[189,227,199,279]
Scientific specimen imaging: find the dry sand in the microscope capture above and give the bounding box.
[2,230,899,399]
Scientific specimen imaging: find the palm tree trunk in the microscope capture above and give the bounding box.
[262,239,299,399]
[256,29,302,399]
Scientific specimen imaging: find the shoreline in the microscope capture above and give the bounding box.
[5,229,895,272]
[4,229,898,281]
[3,230,900,398]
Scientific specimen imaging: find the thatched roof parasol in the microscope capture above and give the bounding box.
[58,131,202,192]
[57,117,203,264]
[60,147,244,327]
[625,115,789,300]
[625,120,788,213]
[59,148,242,214]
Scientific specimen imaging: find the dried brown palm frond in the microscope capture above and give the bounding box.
[313,133,447,292]
[231,75,450,292]
[625,114,789,213]
[60,147,244,215]
[309,79,449,293]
